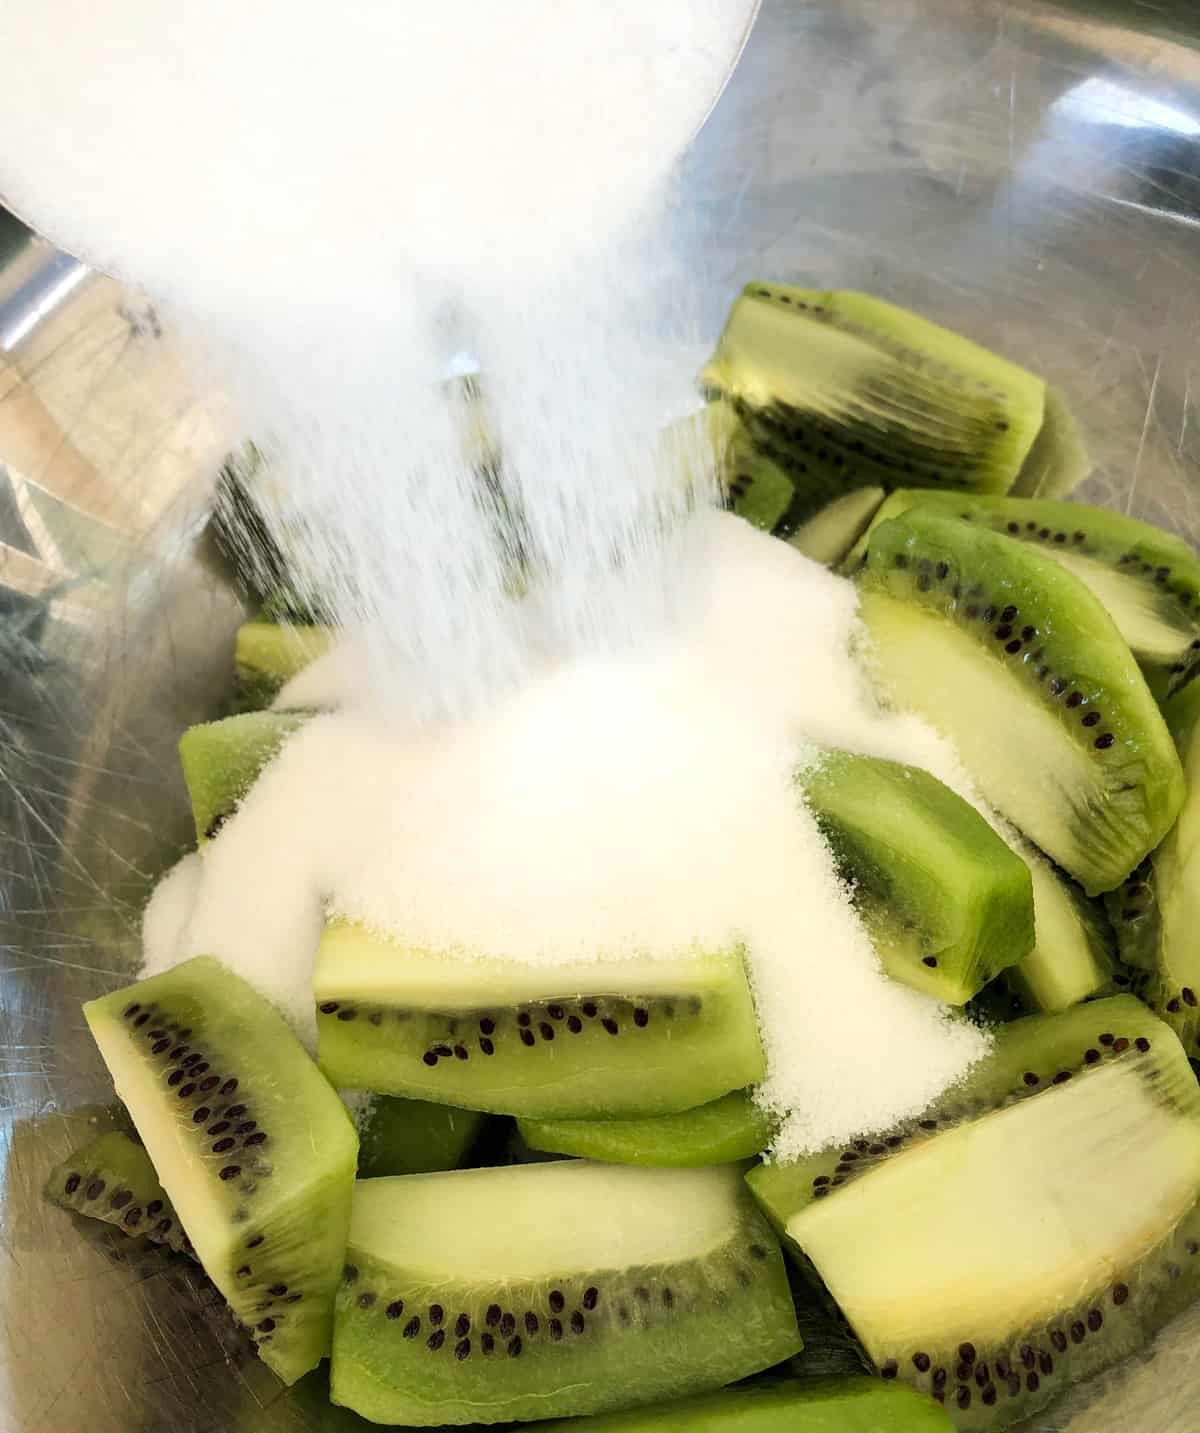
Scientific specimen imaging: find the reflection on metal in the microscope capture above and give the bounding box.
[0,248,90,351]
[3,1,1200,1430]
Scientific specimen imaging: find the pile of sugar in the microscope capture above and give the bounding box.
[144,514,989,1157]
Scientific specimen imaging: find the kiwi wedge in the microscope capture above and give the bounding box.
[535,1376,952,1432]
[749,997,1200,1429]
[1107,678,1200,1070]
[84,956,358,1384]
[702,286,1045,513]
[313,921,764,1119]
[788,487,886,565]
[800,752,1034,1003]
[234,621,334,710]
[45,1130,191,1254]
[179,710,308,843]
[1008,386,1091,499]
[356,1096,487,1179]
[518,1090,774,1167]
[329,1161,800,1425]
[847,490,1200,700]
[857,508,1184,894]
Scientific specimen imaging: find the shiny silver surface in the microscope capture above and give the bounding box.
[4,1,1200,1428]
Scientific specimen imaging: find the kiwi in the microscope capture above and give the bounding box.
[44,1130,191,1254]
[84,956,358,1384]
[329,1161,800,1425]
[234,621,334,710]
[179,710,308,844]
[749,997,1200,1429]
[800,752,1034,1003]
[313,921,765,1119]
[857,508,1184,894]
[518,1090,775,1167]
[534,1376,952,1432]
[1008,386,1091,500]
[702,286,1045,513]
[847,489,1200,700]
[788,487,886,566]
[1106,678,1200,1071]
[356,1096,487,1179]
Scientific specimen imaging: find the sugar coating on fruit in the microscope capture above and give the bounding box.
[144,515,988,1155]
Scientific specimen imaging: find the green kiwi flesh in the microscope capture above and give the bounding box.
[847,489,1200,700]
[329,1161,800,1425]
[179,710,308,844]
[800,752,1034,1003]
[788,487,886,566]
[45,1131,191,1254]
[234,622,333,709]
[750,998,1200,1430]
[1107,679,1200,1074]
[1008,386,1091,499]
[313,921,765,1119]
[702,286,1045,504]
[534,1376,952,1432]
[857,509,1184,894]
[518,1090,774,1167]
[356,1096,488,1178]
[84,956,358,1384]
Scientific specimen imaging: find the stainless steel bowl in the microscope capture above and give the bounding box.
[4,2,1200,1428]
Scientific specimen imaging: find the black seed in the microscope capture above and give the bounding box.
[1020,1345,1035,1369]
[123,1206,143,1227]
[517,1011,531,1027]
[178,1084,197,1099]
[245,1132,268,1146]
[1007,522,1019,534]
[1136,1037,1151,1052]
[427,1330,445,1351]
[913,1352,931,1372]
[1006,639,1022,653]
[479,1037,495,1055]
[602,1018,619,1035]
[213,1137,236,1153]
[880,1360,898,1379]
[982,1385,998,1407]
[1112,1037,1130,1053]
[454,1044,469,1060]
[1084,1048,1100,1064]
[1007,1374,1022,1397]
[404,1317,421,1339]
[110,1189,132,1210]
[227,1104,247,1118]
[64,1173,81,1195]
[935,562,949,580]
[519,1029,535,1047]
[1168,999,1182,1014]
[996,624,1013,640]
[1099,1033,1114,1046]
[481,1332,495,1354]
[922,955,938,968]
[539,1022,555,1041]
[633,1007,649,1027]
[432,1045,452,1058]
[385,1300,404,1320]
[1184,988,1198,1007]
[956,1387,971,1410]
[246,1235,264,1249]
[919,1119,938,1130]
[549,1317,564,1340]
[933,1368,948,1388]
[335,1008,357,1022]
[208,1121,231,1135]
[1049,677,1066,696]
[983,605,997,622]
[500,1313,516,1337]
[134,1013,150,1028]
[571,1311,585,1333]
[221,1079,238,1096]
[956,1362,972,1382]
[429,1304,444,1327]
[1069,1321,1085,1344]
[958,1342,975,1365]
[1051,1329,1067,1353]
[582,1001,598,1018]
[975,1363,990,1387]
[155,1219,173,1235]
[507,1336,523,1358]
[258,1318,276,1333]
[453,1338,471,1360]
[486,1304,502,1326]
[358,1292,377,1309]
[219,1165,241,1181]
[567,1016,583,1033]
[523,1312,537,1335]
[151,1038,171,1055]
[1095,733,1115,749]
[1023,1072,1039,1086]
[169,1046,187,1060]
[479,1017,496,1035]
[1088,1309,1103,1331]
[1052,1071,1072,1084]
[123,1003,140,1019]
[1027,1372,1040,1393]
[1022,626,1036,640]
[1113,1283,1129,1305]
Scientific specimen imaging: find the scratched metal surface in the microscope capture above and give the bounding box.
[3,1,1200,1429]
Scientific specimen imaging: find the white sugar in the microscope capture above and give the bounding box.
[143,515,989,1154]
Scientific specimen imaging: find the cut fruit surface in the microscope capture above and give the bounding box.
[313,922,765,1118]
[858,509,1184,894]
[45,1131,190,1254]
[847,490,1200,699]
[752,1000,1200,1429]
[800,752,1034,1003]
[702,286,1045,504]
[788,487,885,566]
[234,621,334,709]
[1009,385,1091,499]
[330,1161,800,1425]
[356,1096,487,1179]
[84,957,358,1384]
[518,1090,774,1167]
[179,710,308,844]
[535,1376,952,1432]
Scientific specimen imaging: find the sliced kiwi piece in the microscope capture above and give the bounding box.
[313,921,765,1119]
[788,487,886,566]
[848,489,1200,700]
[753,998,1200,1429]
[1107,678,1200,1070]
[800,752,1034,1003]
[234,621,334,710]
[356,1096,488,1179]
[857,508,1184,894]
[45,1130,191,1254]
[329,1161,800,1425]
[84,956,358,1384]
[535,1376,952,1432]
[179,710,309,844]
[1009,385,1091,499]
[702,285,1045,507]
[1003,842,1118,1013]
[518,1090,775,1167]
